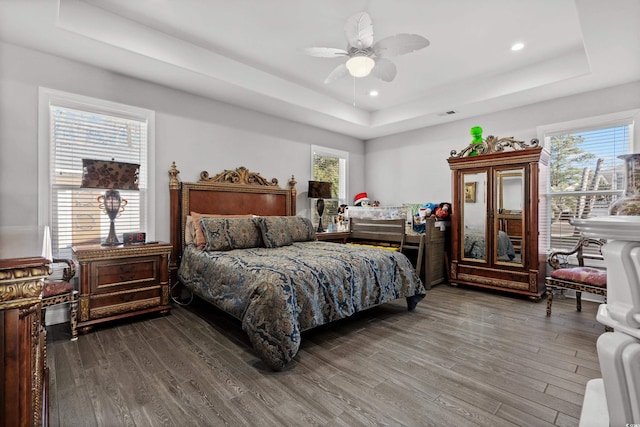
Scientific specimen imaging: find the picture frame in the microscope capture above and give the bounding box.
[465,182,476,203]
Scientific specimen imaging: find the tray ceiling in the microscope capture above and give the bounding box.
[1,0,638,139]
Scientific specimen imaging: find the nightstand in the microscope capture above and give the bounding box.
[72,242,172,333]
[316,231,350,243]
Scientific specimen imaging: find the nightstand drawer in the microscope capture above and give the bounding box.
[90,256,160,293]
[89,285,162,319]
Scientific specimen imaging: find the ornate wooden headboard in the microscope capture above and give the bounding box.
[168,162,297,282]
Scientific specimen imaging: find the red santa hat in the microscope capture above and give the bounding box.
[353,192,370,206]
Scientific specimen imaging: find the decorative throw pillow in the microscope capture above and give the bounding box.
[288,216,317,242]
[255,216,294,248]
[185,215,196,245]
[226,217,263,249]
[191,211,253,250]
[199,217,231,252]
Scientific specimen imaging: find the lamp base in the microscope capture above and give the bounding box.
[316,199,325,233]
[102,220,121,246]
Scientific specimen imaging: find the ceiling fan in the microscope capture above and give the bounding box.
[303,12,430,84]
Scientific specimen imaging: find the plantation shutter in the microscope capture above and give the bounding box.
[50,104,148,258]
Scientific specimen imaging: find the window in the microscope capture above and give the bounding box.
[310,145,348,226]
[539,110,638,252]
[38,89,155,258]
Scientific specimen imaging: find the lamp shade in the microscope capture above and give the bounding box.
[308,181,332,199]
[346,56,375,78]
[81,159,140,190]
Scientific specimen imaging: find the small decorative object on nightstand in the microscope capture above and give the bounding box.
[73,242,172,333]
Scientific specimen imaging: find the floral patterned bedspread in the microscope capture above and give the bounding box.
[178,241,426,370]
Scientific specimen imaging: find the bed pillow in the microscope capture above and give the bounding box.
[199,217,231,251]
[226,217,264,249]
[185,215,196,245]
[255,216,294,248]
[191,211,254,250]
[288,216,317,242]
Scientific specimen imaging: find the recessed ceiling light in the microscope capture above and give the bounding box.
[511,42,525,51]
[369,90,379,97]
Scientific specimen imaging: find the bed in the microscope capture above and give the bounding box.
[168,164,426,370]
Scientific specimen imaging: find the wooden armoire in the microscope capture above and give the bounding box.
[447,136,549,300]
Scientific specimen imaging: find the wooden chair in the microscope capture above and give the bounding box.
[545,237,606,317]
[43,258,78,340]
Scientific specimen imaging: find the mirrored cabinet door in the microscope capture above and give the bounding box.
[461,171,487,262]
[494,167,525,267]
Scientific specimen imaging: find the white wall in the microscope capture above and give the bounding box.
[365,81,640,206]
[0,42,365,242]
[2,40,639,243]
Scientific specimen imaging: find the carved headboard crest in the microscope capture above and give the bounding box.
[450,136,540,158]
[199,166,279,187]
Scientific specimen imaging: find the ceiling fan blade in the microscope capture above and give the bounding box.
[324,63,349,84]
[371,58,397,82]
[344,12,374,49]
[373,34,430,57]
[302,47,349,57]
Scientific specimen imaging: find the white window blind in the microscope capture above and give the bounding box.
[548,124,630,252]
[49,103,149,257]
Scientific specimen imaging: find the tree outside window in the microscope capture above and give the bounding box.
[311,146,348,229]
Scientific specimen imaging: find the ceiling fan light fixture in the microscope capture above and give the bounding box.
[346,55,375,77]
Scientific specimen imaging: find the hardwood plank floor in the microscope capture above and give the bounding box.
[46,285,604,426]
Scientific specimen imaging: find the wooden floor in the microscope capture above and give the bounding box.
[46,285,604,427]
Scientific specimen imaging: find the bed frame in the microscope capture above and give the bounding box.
[168,162,297,283]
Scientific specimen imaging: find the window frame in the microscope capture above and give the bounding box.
[537,109,640,253]
[38,88,156,255]
[310,145,349,225]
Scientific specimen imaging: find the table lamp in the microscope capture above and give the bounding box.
[81,159,139,246]
[308,181,332,233]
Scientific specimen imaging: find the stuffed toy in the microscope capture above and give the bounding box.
[337,204,347,221]
[435,202,451,220]
[422,202,438,217]
[469,126,484,157]
[353,192,370,207]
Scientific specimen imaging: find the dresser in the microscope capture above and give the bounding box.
[0,256,50,427]
[72,243,172,333]
[406,218,448,289]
